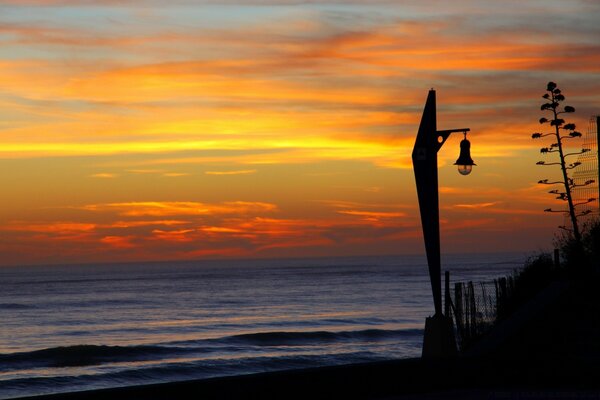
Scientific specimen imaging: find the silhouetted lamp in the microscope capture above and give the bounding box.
[454,132,476,176]
[412,89,475,358]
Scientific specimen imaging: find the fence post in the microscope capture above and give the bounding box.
[464,282,471,340]
[454,282,464,349]
[494,279,501,319]
[468,281,476,338]
[445,271,450,317]
[499,277,508,319]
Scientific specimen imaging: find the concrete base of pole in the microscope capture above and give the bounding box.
[422,314,458,358]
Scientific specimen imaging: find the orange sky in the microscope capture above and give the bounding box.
[0,1,599,265]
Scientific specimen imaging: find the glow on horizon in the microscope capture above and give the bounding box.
[0,1,599,265]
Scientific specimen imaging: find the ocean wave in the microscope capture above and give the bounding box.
[0,328,421,372]
[222,328,423,346]
[0,351,387,400]
[0,344,184,370]
[0,303,36,310]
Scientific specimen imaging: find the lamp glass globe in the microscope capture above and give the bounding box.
[457,165,472,176]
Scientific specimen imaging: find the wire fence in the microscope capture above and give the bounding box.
[446,276,516,351]
[572,115,599,220]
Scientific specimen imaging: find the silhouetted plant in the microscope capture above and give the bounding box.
[556,217,600,271]
[582,218,600,268]
[499,253,557,318]
[532,82,596,244]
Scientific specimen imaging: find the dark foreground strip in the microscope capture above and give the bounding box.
[13,356,600,400]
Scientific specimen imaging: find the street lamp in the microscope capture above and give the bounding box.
[411,89,475,358]
[454,132,476,176]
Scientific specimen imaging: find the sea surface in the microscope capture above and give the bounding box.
[0,253,526,399]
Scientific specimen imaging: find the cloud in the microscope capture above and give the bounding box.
[453,202,498,209]
[90,173,117,178]
[1,6,598,166]
[109,220,187,228]
[439,186,475,195]
[2,219,189,235]
[151,229,196,242]
[5,222,97,233]
[127,169,164,174]
[162,172,190,177]
[205,169,257,176]
[80,201,278,217]
[100,235,136,248]
[337,210,406,219]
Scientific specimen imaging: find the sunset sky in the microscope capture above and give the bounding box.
[0,0,599,265]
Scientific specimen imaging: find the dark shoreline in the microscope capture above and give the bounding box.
[12,355,600,400]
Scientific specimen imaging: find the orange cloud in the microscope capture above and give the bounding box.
[453,202,498,209]
[205,170,257,176]
[100,235,137,249]
[337,210,406,220]
[5,222,97,233]
[90,173,117,178]
[80,201,278,217]
[151,229,196,242]
[109,220,188,228]
[201,227,244,233]
[162,172,190,177]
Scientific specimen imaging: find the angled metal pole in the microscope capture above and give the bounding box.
[412,89,470,316]
[412,90,442,315]
[412,90,469,358]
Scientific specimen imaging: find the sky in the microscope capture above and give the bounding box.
[0,0,599,266]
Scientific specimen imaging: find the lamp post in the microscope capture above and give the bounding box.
[412,89,475,358]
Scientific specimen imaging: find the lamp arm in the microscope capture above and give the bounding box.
[435,128,470,152]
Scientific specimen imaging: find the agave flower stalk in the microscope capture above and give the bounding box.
[532,82,595,243]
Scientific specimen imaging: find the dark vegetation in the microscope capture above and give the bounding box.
[495,218,599,324]
[453,219,599,352]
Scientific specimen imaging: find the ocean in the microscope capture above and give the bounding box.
[0,253,526,399]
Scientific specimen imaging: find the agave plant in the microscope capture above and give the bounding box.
[532,82,595,243]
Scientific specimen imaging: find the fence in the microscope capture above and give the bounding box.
[445,274,516,351]
[571,115,599,220]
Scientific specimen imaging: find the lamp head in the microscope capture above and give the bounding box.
[454,132,475,175]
